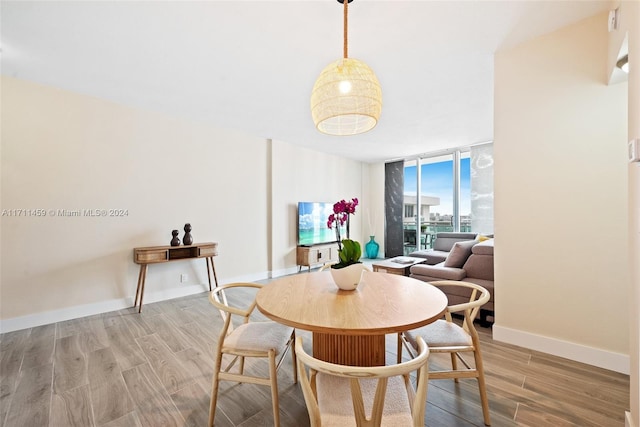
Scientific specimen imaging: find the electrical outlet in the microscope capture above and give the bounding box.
[180,273,188,283]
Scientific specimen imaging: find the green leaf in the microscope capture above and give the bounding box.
[335,239,361,268]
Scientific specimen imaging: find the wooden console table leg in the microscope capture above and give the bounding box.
[206,257,219,291]
[205,257,213,291]
[134,264,145,308]
[137,264,148,313]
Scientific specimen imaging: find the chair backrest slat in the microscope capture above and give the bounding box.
[429,280,489,333]
[296,336,430,427]
[209,282,262,337]
[400,280,491,426]
[208,282,296,427]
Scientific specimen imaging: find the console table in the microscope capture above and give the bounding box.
[133,242,219,312]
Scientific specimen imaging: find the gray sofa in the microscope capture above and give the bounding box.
[410,236,494,325]
[409,232,478,264]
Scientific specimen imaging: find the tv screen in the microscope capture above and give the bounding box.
[297,202,344,246]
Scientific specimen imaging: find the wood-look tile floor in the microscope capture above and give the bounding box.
[0,286,630,426]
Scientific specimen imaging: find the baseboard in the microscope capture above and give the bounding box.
[0,283,212,334]
[270,266,302,278]
[625,411,634,427]
[0,266,328,334]
[493,324,630,375]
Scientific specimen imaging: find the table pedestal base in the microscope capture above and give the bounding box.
[312,332,386,366]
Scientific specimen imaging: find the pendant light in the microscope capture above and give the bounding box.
[310,0,382,136]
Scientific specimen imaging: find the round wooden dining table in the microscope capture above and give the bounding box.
[256,270,447,366]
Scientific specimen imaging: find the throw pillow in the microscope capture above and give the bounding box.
[443,239,476,268]
[477,234,491,242]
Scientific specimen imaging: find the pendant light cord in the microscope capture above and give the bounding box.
[343,0,348,58]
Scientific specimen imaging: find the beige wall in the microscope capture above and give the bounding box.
[0,76,368,330]
[612,1,640,424]
[493,12,629,372]
[628,1,640,422]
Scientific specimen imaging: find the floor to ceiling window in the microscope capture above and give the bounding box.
[403,144,493,254]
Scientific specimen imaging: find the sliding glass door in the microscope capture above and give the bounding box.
[403,145,491,255]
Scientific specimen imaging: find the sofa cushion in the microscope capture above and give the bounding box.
[410,264,466,281]
[432,232,477,252]
[462,254,494,281]
[472,238,493,256]
[443,240,476,268]
[407,250,449,265]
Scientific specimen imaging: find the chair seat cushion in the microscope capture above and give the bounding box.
[315,375,412,427]
[406,319,472,348]
[224,321,293,354]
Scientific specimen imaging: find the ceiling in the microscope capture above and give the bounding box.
[1,0,611,163]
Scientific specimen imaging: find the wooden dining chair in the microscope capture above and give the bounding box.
[208,282,296,427]
[397,280,492,426]
[296,335,430,427]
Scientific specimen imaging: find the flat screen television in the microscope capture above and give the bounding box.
[297,202,344,246]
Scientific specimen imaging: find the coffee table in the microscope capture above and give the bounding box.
[371,256,426,276]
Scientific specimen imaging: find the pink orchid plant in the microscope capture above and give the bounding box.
[326,198,358,250]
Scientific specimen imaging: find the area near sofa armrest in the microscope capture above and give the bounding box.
[463,254,493,281]
[408,250,449,265]
[441,278,494,312]
[410,263,466,281]
[471,238,493,255]
[432,232,477,251]
[409,232,478,265]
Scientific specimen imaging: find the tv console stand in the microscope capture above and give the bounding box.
[296,243,339,272]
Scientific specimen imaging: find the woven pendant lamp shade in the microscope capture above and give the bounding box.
[311,58,382,135]
[310,0,382,136]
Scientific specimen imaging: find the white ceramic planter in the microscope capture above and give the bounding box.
[329,263,364,291]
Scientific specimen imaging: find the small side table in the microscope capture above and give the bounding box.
[371,256,426,276]
[133,242,219,312]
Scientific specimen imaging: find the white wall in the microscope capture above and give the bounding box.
[269,139,366,276]
[0,76,368,332]
[0,77,271,327]
[493,13,630,373]
[364,163,386,259]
